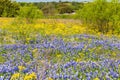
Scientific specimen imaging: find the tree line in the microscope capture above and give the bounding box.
[0,0,83,17]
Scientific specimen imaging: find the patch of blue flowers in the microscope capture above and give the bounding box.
[0,34,120,80]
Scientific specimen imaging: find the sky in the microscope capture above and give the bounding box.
[16,0,91,2]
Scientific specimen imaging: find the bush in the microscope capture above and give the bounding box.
[18,4,43,23]
[58,3,74,14]
[41,3,57,16]
[76,0,120,34]
[0,0,20,17]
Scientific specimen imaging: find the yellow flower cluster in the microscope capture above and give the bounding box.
[18,66,25,71]
[24,72,37,80]
[47,77,53,80]
[10,73,20,80]
[112,52,117,57]
[10,72,37,80]
[32,48,38,53]
[93,77,100,80]
[76,58,81,62]
[56,54,62,58]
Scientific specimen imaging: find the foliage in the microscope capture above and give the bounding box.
[0,0,20,17]
[76,0,120,34]
[41,3,57,16]
[18,4,43,23]
[71,2,84,10]
[58,2,74,14]
[0,1,83,18]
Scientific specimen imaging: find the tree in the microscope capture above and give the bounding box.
[18,4,43,23]
[0,0,20,17]
[58,2,74,14]
[41,3,57,16]
[71,2,84,10]
[76,0,120,34]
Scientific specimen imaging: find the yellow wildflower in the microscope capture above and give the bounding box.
[47,77,53,80]
[26,38,31,41]
[24,75,33,80]
[112,52,116,57]
[24,72,37,80]
[32,49,38,53]
[76,58,81,62]
[10,73,20,80]
[29,72,37,79]
[18,66,25,71]
[79,53,85,58]
[93,77,100,80]
[56,54,62,58]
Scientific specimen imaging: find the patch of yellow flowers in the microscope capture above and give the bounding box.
[1,18,119,44]
[10,65,37,80]
[10,73,20,80]
[18,66,25,71]
[24,72,37,80]
[112,52,117,57]
[0,19,88,37]
[56,54,62,58]
[47,77,53,80]
[0,19,90,44]
[10,72,37,80]
[93,77,100,80]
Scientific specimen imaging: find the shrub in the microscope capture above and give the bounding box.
[18,4,43,23]
[0,0,20,17]
[76,0,120,34]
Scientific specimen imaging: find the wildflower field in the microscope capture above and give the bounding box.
[0,18,120,80]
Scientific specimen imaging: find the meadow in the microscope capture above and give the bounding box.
[0,18,120,80]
